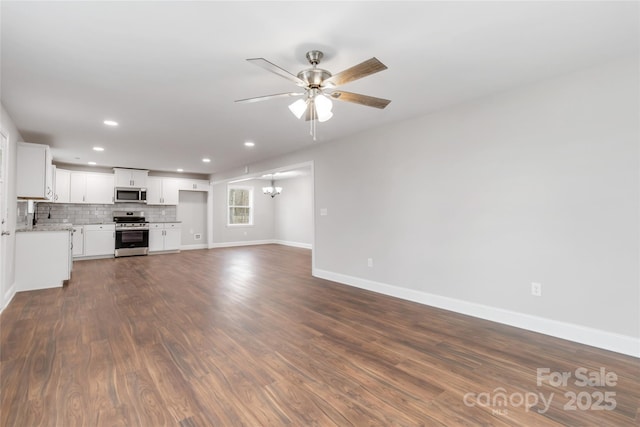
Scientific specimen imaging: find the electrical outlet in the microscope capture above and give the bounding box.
[320,208,328,216]
[161,210,165,216]
[367,258,373,267]
[531,282,542,297]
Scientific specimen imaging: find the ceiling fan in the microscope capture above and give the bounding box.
[235,50,391,139]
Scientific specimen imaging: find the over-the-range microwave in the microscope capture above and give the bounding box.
[114,187,147,203]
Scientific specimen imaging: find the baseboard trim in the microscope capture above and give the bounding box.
[1,282,16,314]
[312,268,639,358]
[180,244,208,251]
[209,240,275,249]
[273,240,312,249]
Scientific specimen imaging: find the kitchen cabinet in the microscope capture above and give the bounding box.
[149,222,181,253]
[114,168,148,188]
[178,179,210,191]
[70,172,114,204]
[147,177,180,205]
[17,142,53,200]
[54,167,71,203]
[84,224,115,257]
[72,226,84,257]
[15,229,72,291]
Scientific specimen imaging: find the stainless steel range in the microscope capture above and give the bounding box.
[113,211,149,257]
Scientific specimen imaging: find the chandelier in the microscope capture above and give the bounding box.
[262,180,282,198]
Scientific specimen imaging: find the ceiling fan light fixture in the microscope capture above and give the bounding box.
[239,51,389,139]
[317,110,333,123]
[288,98,308,119]
[314,94,333,122]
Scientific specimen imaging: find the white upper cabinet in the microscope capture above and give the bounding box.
[69,171,114,204]
[147,177,180,205]
[17,142,53,200]
[114,168,148,188]
[178,179,210,191]
[54,168,71,203]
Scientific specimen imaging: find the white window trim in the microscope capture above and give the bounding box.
[227,185,254,227]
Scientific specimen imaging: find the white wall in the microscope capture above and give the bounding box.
[274,174,313,248]
[210,179,275,246]
[1,105,23,311]
[178,190,208,249]
[211,57,639,355]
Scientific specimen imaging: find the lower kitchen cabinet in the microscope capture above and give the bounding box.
[83,224,115,258]
[72,226,84,257]
[149,222,181,253]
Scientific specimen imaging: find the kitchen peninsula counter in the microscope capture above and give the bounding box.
[15,225,73,292]
[16,223,74,232]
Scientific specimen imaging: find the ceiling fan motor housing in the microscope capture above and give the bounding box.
[297,50,332,88]
[297,68,332,88]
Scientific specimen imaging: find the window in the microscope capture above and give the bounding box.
[227,186,253,225]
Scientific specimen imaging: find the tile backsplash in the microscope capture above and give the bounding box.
[18,202,177,226]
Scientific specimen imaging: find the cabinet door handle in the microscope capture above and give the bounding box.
[1,231,10,236]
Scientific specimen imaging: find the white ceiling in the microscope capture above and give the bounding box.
[1,1,637,175]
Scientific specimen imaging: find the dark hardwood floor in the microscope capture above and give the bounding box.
[1,245,638,426]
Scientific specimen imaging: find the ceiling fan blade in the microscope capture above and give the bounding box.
[247,58,307,87]
[235,92,304,103]
[323,57,387,87]
[329,91,391,109]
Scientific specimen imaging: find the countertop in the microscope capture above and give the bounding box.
[16,224,74,232]
[149,221,182,223]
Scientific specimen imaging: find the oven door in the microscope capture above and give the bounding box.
[115,229,149,257]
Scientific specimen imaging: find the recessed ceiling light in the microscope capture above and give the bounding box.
[177,168,184,172]
[88,161,97,165]
[244,141,255,147]
[103,120,118,126]
[93,146,104,152]
[202,158,211,163]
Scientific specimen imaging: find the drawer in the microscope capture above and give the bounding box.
[84,224,115,231]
